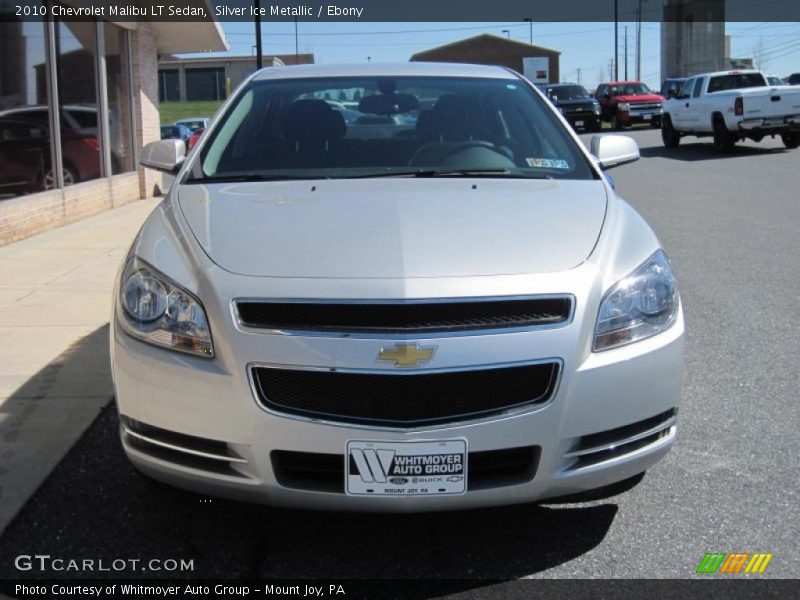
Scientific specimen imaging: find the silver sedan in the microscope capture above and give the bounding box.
[111,62,683,511]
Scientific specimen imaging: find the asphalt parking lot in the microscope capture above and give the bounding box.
[0,128,798,589]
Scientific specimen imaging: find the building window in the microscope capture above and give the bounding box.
[103,22,134,174]
[54,20,102,184]
[0,17,54,198]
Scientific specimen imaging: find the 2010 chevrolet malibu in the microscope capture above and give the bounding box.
[111,63,684,511]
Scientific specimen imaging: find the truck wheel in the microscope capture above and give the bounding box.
[712,117,736,153]
[611,115,624,131]
[661,116,681,148]
[782,132,800,149]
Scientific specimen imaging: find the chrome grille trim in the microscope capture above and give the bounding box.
[231,294,575,339]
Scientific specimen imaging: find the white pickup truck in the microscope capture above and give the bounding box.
[661,70,800,152]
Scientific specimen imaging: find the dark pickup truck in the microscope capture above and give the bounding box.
[539,83,602,132]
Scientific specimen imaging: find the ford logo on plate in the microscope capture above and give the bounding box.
[389,477,408,485]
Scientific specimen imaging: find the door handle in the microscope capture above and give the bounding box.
[685,103,690,107]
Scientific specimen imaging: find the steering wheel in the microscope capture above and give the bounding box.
[409,140,515,167]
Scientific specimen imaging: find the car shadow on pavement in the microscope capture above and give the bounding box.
[639,141,789,161]
[0,331,620,591]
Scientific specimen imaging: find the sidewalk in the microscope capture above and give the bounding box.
[0,198,160,534]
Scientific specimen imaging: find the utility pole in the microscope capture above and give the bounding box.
[608,59,614,81]
[524,18,533,45]
[636,0,644,80]
[254,0,263,69]
[624,26,628,80]
[294,16,299,59]
[576,68,582,85]
[614,0,619,80]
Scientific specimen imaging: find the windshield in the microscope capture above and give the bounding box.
[610,83,652,96]
[192,75,594,182]
[546,85,590,101]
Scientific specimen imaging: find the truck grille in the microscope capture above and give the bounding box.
[235,296,572,335]
[629,102,662,113]
[252,362,560,427]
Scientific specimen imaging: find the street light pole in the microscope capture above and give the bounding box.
[524,18,533,45]
[254,0,263,69]
[502,29,511,39]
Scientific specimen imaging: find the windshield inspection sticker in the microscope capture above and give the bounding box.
[526,157,570,169]
[346,439,467,496]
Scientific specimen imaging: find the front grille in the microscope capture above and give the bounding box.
[235,296,572,334]
[252,362,560,427]
[271,446,540,493]
[629,102,662,112]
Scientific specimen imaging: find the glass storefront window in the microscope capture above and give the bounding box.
[54,20,102,185]
[0,17,53,197]
[104,22,134,174]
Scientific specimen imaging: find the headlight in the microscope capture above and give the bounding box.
[618,102,630,112]
[117,257,214,357]
[593,250,679,351]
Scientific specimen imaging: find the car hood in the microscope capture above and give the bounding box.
[177,178,607,279]
[615,93,664,103]
[555,98,596,109]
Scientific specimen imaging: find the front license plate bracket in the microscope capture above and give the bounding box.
[345,439,467,496]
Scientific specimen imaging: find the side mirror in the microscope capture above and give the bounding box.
[667,89,676,99]
[590,134,640,170]
[140,139,186,173]
[603,93,611,100]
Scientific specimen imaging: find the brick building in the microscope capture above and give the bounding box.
[0,1,227,246]
[410,34,560,83]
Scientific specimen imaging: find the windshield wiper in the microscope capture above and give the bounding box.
[185,173,329,184]
[351,168,550,179]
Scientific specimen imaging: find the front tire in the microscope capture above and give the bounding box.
[661,116,681,148]
[782,132,800,149]
[611,115,624,131]
[712,117,736,153]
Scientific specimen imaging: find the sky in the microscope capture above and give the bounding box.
[199,21,800,88]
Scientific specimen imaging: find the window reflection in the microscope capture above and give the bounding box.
[0,17,53,197]
[54,20,101,184]
[104,22,134,174]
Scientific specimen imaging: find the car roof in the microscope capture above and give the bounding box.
[703,70,763,77]
[251,62,517,82]
[603,81,647,86]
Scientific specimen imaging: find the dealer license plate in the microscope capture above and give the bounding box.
[575,120,584,127]
[346,439,467,496]
[642,113,652,120]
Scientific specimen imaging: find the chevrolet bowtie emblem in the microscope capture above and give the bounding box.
[377,343,436,368]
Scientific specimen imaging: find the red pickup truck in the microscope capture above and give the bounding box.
[595,81,665,130]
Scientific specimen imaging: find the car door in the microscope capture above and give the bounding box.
[684,77,707,130]
[0,119,49,193]
[670,78,695,130]
[596,85,611,119]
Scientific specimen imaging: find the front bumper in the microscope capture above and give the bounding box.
[112,303,684,512]
[619,107,663,125]
[564,112,601,129]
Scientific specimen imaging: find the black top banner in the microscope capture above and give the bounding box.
[3,0,800,22]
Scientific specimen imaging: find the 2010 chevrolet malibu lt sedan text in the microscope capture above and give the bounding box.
[111,63,684,511]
